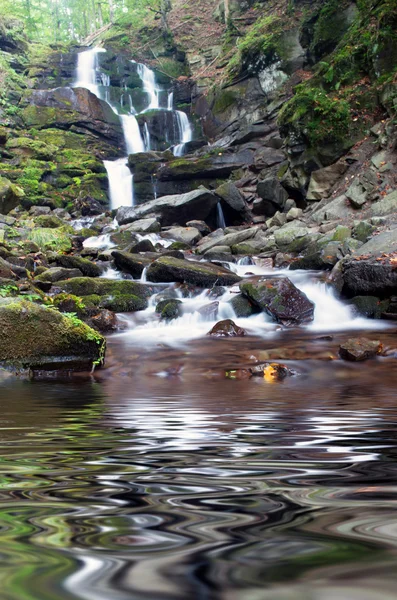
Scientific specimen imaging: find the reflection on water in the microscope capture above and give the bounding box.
[1,335,397,599]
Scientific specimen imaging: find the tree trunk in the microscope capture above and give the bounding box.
[224,0,230,23]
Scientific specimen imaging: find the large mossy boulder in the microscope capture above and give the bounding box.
[57,277,157,312]
[51,254,102,277]
[0,299,105,371]
[146,256,241,287]
[240,277,315,325]
[111,251,153,278]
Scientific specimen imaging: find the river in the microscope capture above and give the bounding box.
[1,324,397,600]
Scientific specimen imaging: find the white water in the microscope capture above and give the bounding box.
[74,48,106,96]
[83,233,115,250]
[216,203,226,229]
[120,115,145,154]
[103,159,134,209]
[114,257,389,347]
[173,110,193,157]
[167,92,173,110]
[136,62,161,110]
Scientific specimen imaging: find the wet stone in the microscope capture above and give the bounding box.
[339,338,382,361]
[207,319,246,337]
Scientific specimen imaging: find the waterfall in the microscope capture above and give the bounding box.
[74,47,106,96]
[143,123,151,151]
[104,159,134,209]
[74,48,195,209]
[216,203,226,229]
[136,63,160,110]
[173,110,193,157]
[120,115,145,154]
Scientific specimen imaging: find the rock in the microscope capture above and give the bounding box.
[310,195,356,223]
[346,179,368,208]
[146,256,241,287]
[198,301,219,320]
[215,182,246,212]
[0,299,105,371]
[353,227,397,256]
[230,294,258,317]
[57,278,154,312]
[351,296,389,319]
[274,222,310,250]
[186,220,211,235]
[116,188,218,227]
[124,218,161,234]
[156,299,183,321]
[0,257,23,279]
[286,207,303,221]
[306,161,348,201]
[255,177,288,216]
[129,239,156,253]
[207,319,246,337]
[269,212,287,228]
[371,150,388,169]
[290,241,342,270]
[52,254,102,277]
[341,256,397,298]
[250,362,291,381]
[0,177,24,215]
[74,195,103,216]
[196,227,259,255]
[162,226,202,246]
[89,310,119,333]
[371,191,397,217]
[339,338,382,362]
[23,87,123,144]
[352,220,375,243]
[35,267,83,283]
[240,277,314,325]
[111,251,152,278]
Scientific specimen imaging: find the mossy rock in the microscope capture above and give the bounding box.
[52,254,102,278]
[34,214,66,228]
[0,299,105,371]
[56,278,155,311]
[146,256,241,287]
[155,298,183,321]
[5,137,59,161]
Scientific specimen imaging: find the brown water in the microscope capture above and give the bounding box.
[1,330,397,600]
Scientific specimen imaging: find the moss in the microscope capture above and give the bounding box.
[6,137,58,160]
[212,89,238,115]
[57,277,153,301]
[0,299,105,371]
[34,214,65,228]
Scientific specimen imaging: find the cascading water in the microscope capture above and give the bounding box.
[75,48,195,209]
[74,47,106,96]
[173,110,193,157]
[136,62,161,110]
[216,203,226,229]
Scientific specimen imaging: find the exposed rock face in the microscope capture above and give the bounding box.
[208,319,246,337]
[306,161,348,201]
[146,256,241,287]
[22,87,123,145]
[116,188,219,227]
[0,299,105,371]
[240,277,315,325]
[339,337,382,362]
[162,226,202,246]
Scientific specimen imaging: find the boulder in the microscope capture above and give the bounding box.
[162,227,202,246]
[215,182,246,212]
[35,267,83,283]
[116,188,218,227]
[310,195,356,223]
[207,319,246,337]
[339,338,382,362]
[146,256,241,287]
[341,256,397,298]
[51,254,102,277]
[230,294,258,317]
[240,277,314,325]
[156,298,183,321]
[186,220,211,235]
[88,309,119,333]
[0,177,24,215]
[57,278,155,312]
[255,177,288,216]
[0,299,105,371]
[124,218,161,234]
[196,227,259,255]
[371,190,397,217]
[353,228,397,256]
[111,251,152,278]
[306,161,348,201]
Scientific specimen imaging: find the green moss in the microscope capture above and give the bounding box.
[212,89,238,115]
